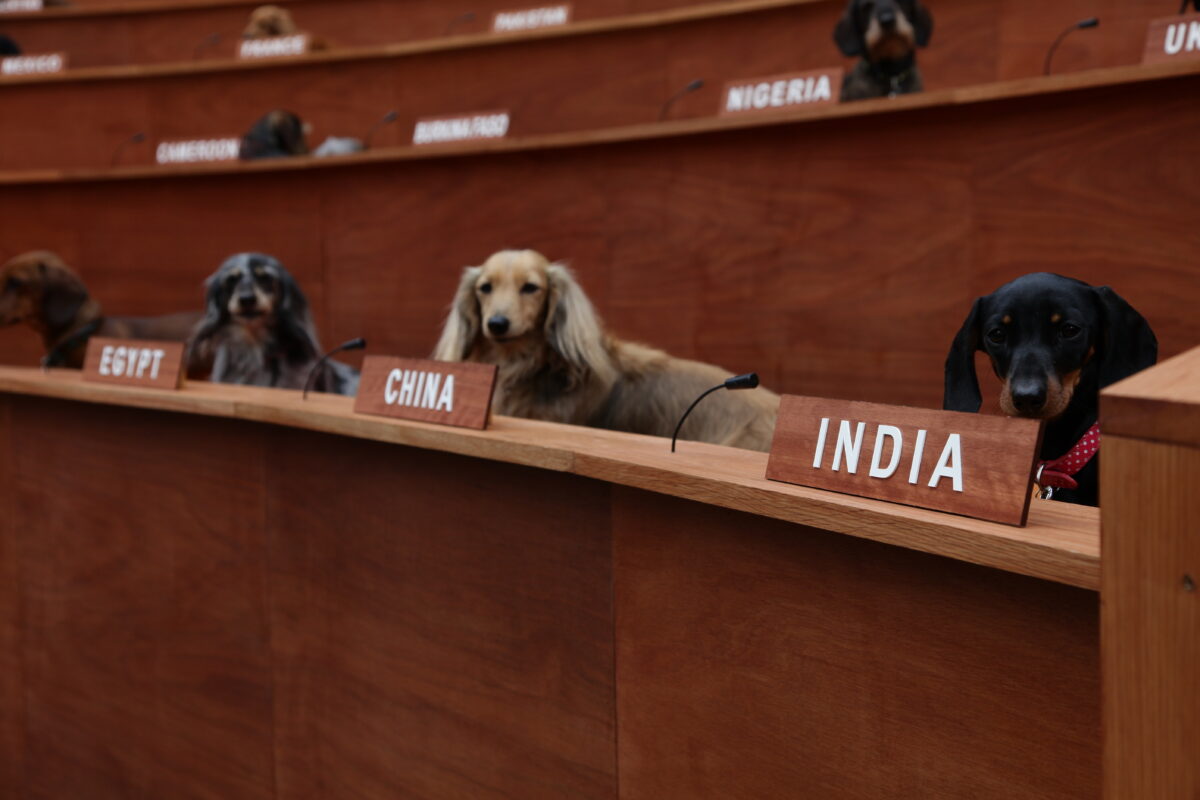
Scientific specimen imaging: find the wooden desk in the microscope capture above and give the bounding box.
[0,367,1100,797]
[1,61,1197,412]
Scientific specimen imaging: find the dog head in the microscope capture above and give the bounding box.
[943,273,1157,419]
[834,0,933,62]
[193,252,316,345]
[244,5,296,38]
[240,109,309,160]
[0,250,90,334]
[433,249,616,383]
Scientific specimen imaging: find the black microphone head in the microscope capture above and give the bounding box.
[724,373,760,390]
[130,132,146,144]
[382,110,399,124]
[1077,17,1099,29]
[685,78,705,92]
[339,337,367,352]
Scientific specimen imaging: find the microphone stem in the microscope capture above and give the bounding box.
[671,384,724,453]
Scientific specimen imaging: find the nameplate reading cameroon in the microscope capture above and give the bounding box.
[0,52,66,76]
[238,34,311,59]
[83,338,186,390]
[413,111,510,145]
[1143,13,1200,64]
[155,137,240,164]
[765,396,1043,525]
[354,356,498,430]
[721,68,842,116]
[0,0,42,13]
[492,4,571,32]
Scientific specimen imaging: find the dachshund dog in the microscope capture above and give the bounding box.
[239,110,309,160]
[433,250,780,450]
[0,35,20,57]
[190,253,357,395]
[943,273,1157,506]
[0,250,203,371]
[243,5,327,49]
[834,0,933,100]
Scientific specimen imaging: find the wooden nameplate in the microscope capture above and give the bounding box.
[354,356,497,430]
[83,338,185,389]
[1143,13,1200,64]
[412,110,510,145]
[155,138,241,164]
[492,4,571,32]
[238,34,311,59]
[721,67,842,116]
[0,52,66,76]
[766,395,1043,526]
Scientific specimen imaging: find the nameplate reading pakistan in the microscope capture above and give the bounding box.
[766,396,1043,525]
[721,68,842,116]
[492,4,571,32]
[1,52,66,76]
[1143,13,1200,64]
[238,34,310,59]
[82,338,185,389]
[354,356,497,430]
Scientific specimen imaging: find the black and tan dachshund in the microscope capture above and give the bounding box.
[239,110,309,160]
[943,273,1157,506]
[834,0,933,100]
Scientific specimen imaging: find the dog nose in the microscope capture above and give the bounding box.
[878,7,896,28]
[487,315,510,336]
[1011,380,1047,415]
[238,294,257,311]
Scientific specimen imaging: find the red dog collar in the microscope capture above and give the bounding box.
[1036,422,1101,491]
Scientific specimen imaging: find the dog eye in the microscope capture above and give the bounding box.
[520,283,540,294]
[478,283,492,295]
[1059,323,1082,339]
[986,328,1006,345]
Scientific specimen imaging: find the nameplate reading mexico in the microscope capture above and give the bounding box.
[1143,13,1200,64]
[354,356,498,430]
[766,396,1042,525]
[82,338,186,389]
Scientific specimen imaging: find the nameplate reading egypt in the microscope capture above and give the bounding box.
[1144,13,1200,64]
[83,338,186,390]
[492,4,571,32]
[1,52,65,76]
[766,396,1043,526]
[238,34,310,59]
[354,356,498,430]
[413,111,510,145]
[721,68,842,116]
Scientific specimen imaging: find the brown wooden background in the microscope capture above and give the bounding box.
[0,393,1100,798]
[2,70,1196,411]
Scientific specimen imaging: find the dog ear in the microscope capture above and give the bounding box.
[432,266,482,361]
[38,260,88,331]
[1092,286,1157,388]
[544,264,617,387]
[189,269,229,347]
[274,267,322,361]
[911,0,933,47]
[833,0,863,57]
[943,296,984,412]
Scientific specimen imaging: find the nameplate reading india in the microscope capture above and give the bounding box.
[765,396,1042,526]
[354,356,497,430]
[1144,13,1200,64]
[721,68,842,116]
[82,338,185,390]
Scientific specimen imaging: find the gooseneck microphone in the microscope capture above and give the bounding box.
[111,132,146,166]
[671,373,760,453]
[303,337,367,400]
[1044,18,1099,75]
[193,32,221,59]
[445,11,476,35]
[658,78,704,121]
[363,110,399,149]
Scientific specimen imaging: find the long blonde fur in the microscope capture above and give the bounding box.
[432,250,779,451]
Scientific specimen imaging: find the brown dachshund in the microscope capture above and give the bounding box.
[0,251,205,373]
[243,5,328,49]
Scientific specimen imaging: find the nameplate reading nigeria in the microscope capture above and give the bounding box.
[354,356,498,430]
[238,34,310,59]
[766,396,1043,525]
[1143,13,1200,64]
[82,338,186,390]
[721,68,841,116]
[413,111,510,145]
[1,52,66,76]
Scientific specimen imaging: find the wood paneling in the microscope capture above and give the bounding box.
[613,485,1101,799]
[2,70,1196,412]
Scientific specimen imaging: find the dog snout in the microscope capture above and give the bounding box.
[1010,379,1047,415]
[877,6,897,29]
[237,293,258,312]
[487,315,510,336]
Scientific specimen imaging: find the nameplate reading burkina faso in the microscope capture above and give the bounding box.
[766,396,1043,526]
[83,338,186,389]
[354,356,498,430]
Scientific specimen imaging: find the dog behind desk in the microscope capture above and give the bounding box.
[834,0,933,100]
[433,249,780,451]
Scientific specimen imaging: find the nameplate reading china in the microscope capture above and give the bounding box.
[721,68,842,116]
[83,338,185,389]
[238,34,310,59]
[412,111,510,145]
[1143,14,1200,64]
[0,0,41,12]
[1,52,66,76]
[492,4,571,32]
[354,356,497,430]
[766,396,1043,525]
[155,138,240,164]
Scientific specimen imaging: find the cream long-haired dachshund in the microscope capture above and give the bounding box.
[433,250,780,451]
